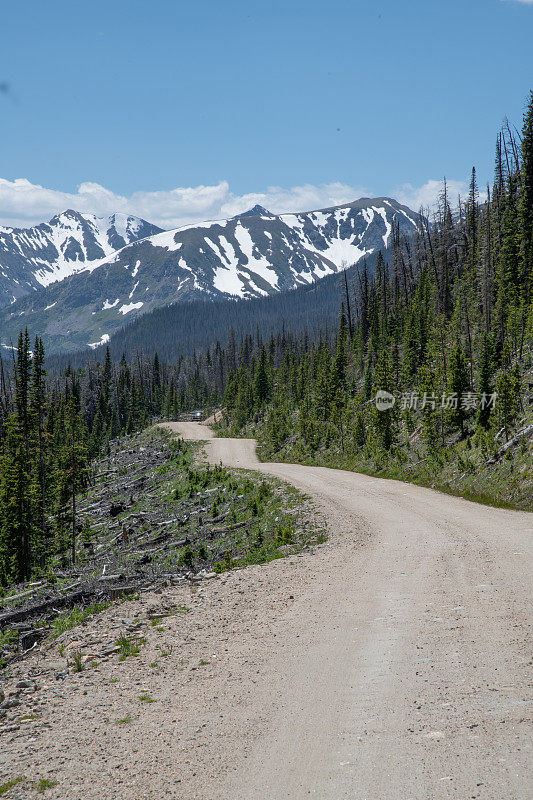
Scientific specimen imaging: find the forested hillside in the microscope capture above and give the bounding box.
[0,326,320,587]
[48,250,383,368]
[0,320,314,584]
[218,96,533,509]
[0,335,170,585]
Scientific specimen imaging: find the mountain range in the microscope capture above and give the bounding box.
[0,210,162,308]
[48,250,387,371]
[0,198,419,354]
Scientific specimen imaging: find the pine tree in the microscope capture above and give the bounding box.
[14,329,31,456]
[495,365,521,442]
[330,304,348,402]
[371,348,397,452]
[55,399,88,565]
[0,414,31,583]
[518,92,533,354]
[447,341,470,437]
[29,336,48,567]
[253,347,270,409]
[466,166,479,279]
[476,333,494,429]
[314,343,332,421]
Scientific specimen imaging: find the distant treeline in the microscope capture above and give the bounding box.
[0,323,318,585]
[46,250,383,370]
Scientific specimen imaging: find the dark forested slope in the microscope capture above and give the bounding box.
[47,250,384,368]
[218,96,533,510]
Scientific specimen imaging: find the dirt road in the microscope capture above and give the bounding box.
[162,422,532,800]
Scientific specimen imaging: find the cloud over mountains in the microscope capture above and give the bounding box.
[0,178,366,230]
[0,176,466,231]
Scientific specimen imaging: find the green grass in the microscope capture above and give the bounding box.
[116,635,145,661]
[326,460,521,510]
[0,630,19,669]
[139,693,155,703]
[37,778,57,793]
[37,778,58,793]
[169,460,323,574]
[0,777,24,796]
[0,428,321,641]
[49,601,110,640]
[347,451,530,510]
[115,716,133,725]
[253,424,533,512]
[72,650,84,672]
[79,429,320,596]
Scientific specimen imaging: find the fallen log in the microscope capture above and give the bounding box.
[0,590,87,628]
[209,519,252,536]
[59,581,81,593]
[0,584,46,607]
[487,423,533,463]
[105,584,140,600]
[0,580,145,630]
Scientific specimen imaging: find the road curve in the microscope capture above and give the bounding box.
[161,421,532,800]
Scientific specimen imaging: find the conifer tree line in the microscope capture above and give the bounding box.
[221,94,533,462]
[0,323,312,585]
[0,318,317,584]
[0,338,195,585]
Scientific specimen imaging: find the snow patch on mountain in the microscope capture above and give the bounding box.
[0,210,163,307]
[213,262,247,297]
[119,301,144,315]
[233,223,279,290]
[88,333,110,349]
[146,230,184,253]
[280,206,375,269]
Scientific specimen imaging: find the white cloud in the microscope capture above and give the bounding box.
[395,179,468,212]
[396,178,489,213]
[219,182,363,219]
[502,0,533,5]
[0,175,483,231]
[0,177,368,230]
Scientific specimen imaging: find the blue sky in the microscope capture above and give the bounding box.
[0,0,532,228]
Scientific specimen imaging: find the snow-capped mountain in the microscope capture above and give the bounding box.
[89,197,417,301]
[0,198,419,354]
[0,210,163,307]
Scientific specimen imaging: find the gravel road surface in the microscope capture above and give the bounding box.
[163,422,532,800]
